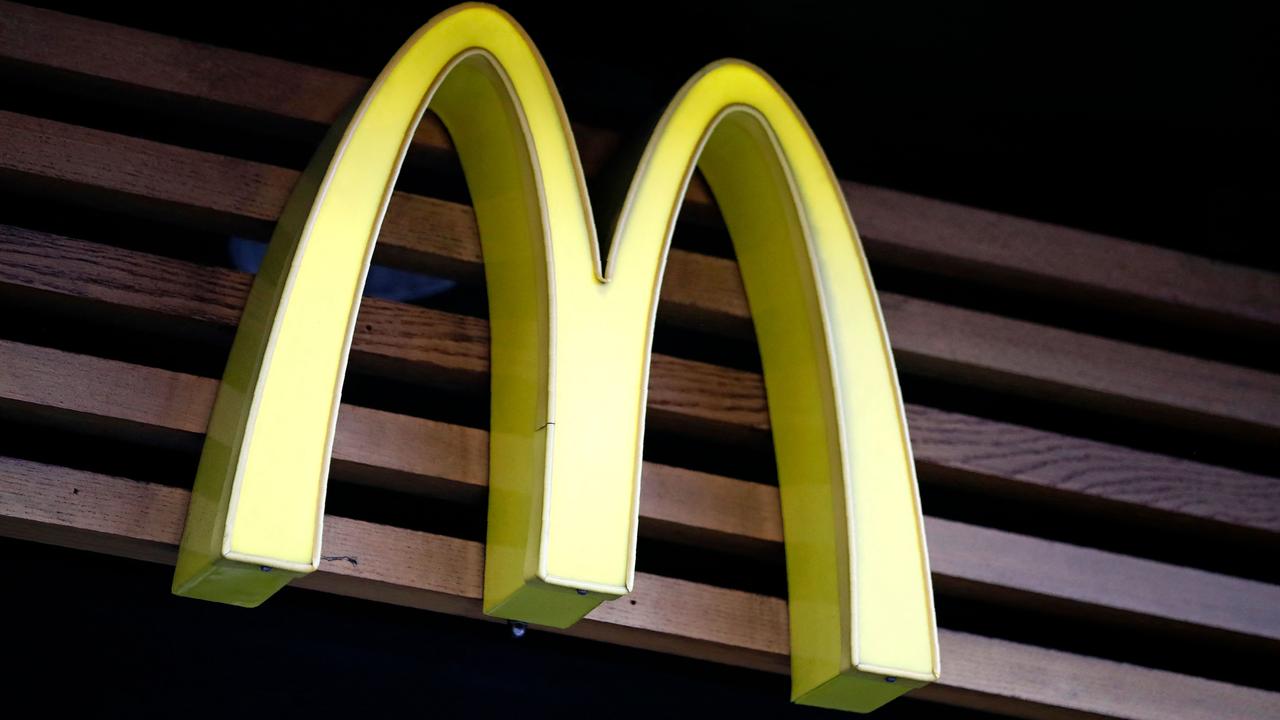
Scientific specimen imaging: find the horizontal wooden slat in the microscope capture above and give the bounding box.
[1,114,1277,441]
[0,455,1276,720]
[904,404,1280,537]
[2,0,1277,336]
[2,224,1277,535]
[3,338,1277,646]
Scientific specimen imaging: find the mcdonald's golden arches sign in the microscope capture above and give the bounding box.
[170,3,939,712]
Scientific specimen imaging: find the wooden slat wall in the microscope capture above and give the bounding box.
[3,111,1278,443]
[0,3,1276,719]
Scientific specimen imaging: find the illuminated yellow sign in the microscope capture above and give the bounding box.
[172,3,938,711]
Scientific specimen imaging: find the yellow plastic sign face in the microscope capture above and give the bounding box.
[172,3,938,711]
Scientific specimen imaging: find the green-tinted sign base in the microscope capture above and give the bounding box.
[797,672,927,714]
[172,558,302,609]
[484,579,608,630]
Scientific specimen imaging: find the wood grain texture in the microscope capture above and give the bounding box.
[2,0,1277,335]
[3,338,1277,645]
[904,406,1280,536]
[0,222,753,434]
[0,455,1276,720]
[2,124,1279,440]
[4,112,1279,439]
[2,226,1277,534]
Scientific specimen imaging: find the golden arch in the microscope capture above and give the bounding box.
[172,3,938,711]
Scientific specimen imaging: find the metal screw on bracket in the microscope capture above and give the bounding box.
[576,589,588,596]
[509,621,528,639]
[259,566,272,573]
[885,677,897,684]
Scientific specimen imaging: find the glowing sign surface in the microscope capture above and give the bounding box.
[172,3,938,710]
